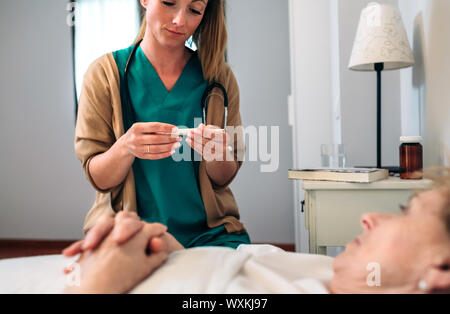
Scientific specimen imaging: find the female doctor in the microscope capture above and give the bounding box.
[72,0,250,253]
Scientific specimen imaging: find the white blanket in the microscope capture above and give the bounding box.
[0,245,334,294]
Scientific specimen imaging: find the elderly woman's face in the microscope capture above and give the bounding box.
[331,189,450,294]
[142,0,208,48]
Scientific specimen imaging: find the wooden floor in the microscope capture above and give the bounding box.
[0,240,76,260]
[0,240,295,260]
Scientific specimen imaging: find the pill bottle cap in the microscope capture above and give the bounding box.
[400,136,422,143]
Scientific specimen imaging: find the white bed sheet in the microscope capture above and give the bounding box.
[0,245,334,294]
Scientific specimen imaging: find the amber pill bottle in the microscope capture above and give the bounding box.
[399,136,423,180]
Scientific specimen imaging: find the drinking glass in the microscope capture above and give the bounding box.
[321,144,346,168]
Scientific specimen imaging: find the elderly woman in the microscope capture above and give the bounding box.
[63,169,450,294]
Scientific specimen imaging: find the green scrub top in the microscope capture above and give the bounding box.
[113,45,250,249]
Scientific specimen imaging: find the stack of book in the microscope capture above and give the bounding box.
[288,168,389,183]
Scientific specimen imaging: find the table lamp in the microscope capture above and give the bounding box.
[349,2,414,170]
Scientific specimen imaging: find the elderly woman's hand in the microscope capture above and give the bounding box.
[63,211,143,258]
[62,212,184,274]
[63,219,169,294]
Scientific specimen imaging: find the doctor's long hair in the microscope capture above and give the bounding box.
[134,0,227,83]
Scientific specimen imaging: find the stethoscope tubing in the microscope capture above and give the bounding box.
[123,39,228,131]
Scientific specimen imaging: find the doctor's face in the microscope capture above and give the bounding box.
[330,189,450,294]
[141,0,208,48]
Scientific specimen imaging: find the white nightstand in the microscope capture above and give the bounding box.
[289,176,432,254]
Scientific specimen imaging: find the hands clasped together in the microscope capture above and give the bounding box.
[62,212,183,294]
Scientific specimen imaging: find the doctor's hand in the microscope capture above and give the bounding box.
[186,124,234,162]
[121,122,182,160]
[63,220,169,294]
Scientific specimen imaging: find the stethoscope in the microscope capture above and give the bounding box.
[122,39,228,132]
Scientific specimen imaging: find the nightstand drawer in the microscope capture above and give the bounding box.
[310,189,413,247]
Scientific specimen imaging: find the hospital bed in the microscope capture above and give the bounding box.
[0,245,333,294]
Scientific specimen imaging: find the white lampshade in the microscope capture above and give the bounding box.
[349,2,414,71]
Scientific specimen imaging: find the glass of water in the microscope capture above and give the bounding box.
[321,144,346,168]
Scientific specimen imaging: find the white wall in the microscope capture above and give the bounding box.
[288,0,336,252]
[338,0,402,168]
[0,0,94,239]
[398,0,450,167]
[227,0,294,244]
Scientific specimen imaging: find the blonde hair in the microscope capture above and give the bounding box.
[133,0,227,83]
[424,167,450,234]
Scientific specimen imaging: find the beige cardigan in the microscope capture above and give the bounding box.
[75,52,246,235]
